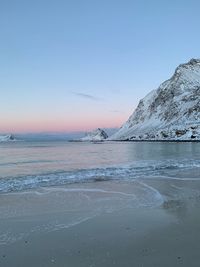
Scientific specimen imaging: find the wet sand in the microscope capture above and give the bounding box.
[1,177,200,267]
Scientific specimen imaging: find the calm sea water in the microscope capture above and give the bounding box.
[0,141,200,193]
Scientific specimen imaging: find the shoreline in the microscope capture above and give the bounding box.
[69,139,200,143]
[109,139,200,142]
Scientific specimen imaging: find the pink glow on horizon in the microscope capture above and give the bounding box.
[0,115,126,133]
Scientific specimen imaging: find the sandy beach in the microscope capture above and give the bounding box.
[1,174,200,267]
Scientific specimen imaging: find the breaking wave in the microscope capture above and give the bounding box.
[0,159,200,193]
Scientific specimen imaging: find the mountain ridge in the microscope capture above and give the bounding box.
[110,58,200,141]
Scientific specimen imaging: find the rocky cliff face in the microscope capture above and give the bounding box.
[81,128,108,141]
[111,59,200,141]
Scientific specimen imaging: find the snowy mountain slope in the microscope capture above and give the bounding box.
[80,128,108,141]
[110,59,200,141]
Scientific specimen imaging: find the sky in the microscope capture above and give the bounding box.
[0,0,200,133]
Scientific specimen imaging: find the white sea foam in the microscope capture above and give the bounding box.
[137,181,164,206]
[0,158,200,193]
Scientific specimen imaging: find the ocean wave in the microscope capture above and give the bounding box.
[0,159,200,193]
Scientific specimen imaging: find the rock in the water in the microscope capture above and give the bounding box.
[110,59,200,141]
[81,128,108,141]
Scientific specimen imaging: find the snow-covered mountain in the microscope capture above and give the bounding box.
[80,128,108,141]
[0,134,15,142]
[110,59,200,141]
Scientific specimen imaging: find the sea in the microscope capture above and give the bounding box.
[0,140,200,194]
[1,140,200,247]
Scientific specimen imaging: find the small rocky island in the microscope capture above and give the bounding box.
[80,128,108,141]
[110,59,200,141]
[0,134,15,142]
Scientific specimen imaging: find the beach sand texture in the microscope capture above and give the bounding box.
[1,175,200,267]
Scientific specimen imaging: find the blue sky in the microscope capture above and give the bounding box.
[0,0,200,132]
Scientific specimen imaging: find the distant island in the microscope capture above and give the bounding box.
[0,134,15,142]
[80,128,108,141]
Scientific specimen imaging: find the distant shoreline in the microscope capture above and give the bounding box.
[69,139,200,143]
[110,139,200,143]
